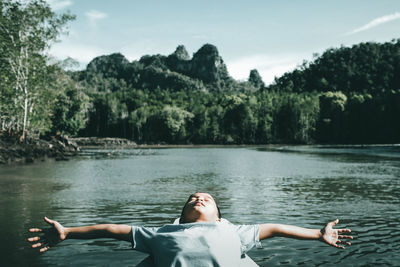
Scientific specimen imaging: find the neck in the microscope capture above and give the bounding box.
[183,215,220,223]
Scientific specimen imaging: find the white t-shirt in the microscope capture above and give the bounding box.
[131,219,261,267]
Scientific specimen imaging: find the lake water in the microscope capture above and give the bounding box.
[1,146,399,266]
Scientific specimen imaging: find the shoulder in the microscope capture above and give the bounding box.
[132,225,161,236]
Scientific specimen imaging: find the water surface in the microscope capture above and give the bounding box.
[1,146,399,266]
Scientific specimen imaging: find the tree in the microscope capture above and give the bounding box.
[317,91,347,143]
[160,105,194,143]
[85,93,121,137]
[222,94,258,143]
[0,0,74,140]
[129,105,151,142]
[248,69,265,89]
[49,65,89,136]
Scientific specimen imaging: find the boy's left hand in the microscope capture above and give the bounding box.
[320,219,353,249]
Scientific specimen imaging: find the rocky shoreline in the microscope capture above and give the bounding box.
[0,135,140,164]
[0,133,80,164]
[71,137,137,148]
[3,133,395,165]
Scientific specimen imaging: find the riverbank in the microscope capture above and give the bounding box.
[72,137,138,148]
[2,133,398,164]
[0,133,79,164]
[71,138,272,149]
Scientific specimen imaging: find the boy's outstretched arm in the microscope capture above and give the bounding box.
[28,217,132,253]
[259,219,352,249]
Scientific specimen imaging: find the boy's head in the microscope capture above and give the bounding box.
[179,193,222,224]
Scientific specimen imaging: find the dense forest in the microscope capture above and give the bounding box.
[1,0,400,145]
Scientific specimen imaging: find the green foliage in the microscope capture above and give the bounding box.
[159,106,194,142]
[86,53,130,81]
[319,91,347,116]
[49,66,89,136]
[1,5,399,145]
[273,94,319,143]
[79,44,234,93]
[190,44,231,83]
[129,105,151,142]
[221,94,257,143]
[270,40,400,95]
[0,0,75,137]
[316,92,347,143]
[248,69,265,89]
[77,62,399,144]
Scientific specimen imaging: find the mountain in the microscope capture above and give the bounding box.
[81,44,246,92]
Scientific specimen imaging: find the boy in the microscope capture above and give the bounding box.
[28,192,352,266]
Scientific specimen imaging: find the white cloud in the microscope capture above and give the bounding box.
[119,48,142,62]
[85,10,108,22]
[346,12,400,35]
[49,42,109,68]
[46,0,73,11]
[226,54,310,85]
[119,39,174,62]
[192,34,209,40]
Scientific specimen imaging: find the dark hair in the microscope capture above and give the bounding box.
[179,195,222,224]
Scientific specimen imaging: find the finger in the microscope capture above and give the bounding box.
[333,242,345,249]
[27,236,41,242]
[29,228,42,233]
[39,246,50,253]
[338,235,353,239]
[44,217,54,225]
[328,219,339,227]
[338,228,351,233]
[32,242,44,248]
[336,240,351,246]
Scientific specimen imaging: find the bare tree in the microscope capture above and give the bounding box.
[0,0,74,140]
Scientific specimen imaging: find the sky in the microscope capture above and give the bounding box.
[47,0,400,85]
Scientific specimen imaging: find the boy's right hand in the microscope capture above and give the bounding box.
[28,217,67,253]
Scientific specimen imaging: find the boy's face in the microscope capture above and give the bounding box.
[181,193,220,223]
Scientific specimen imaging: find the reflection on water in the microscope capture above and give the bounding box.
[79,148,160,160]
[0,146,399,266]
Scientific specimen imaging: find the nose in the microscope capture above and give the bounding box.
[197,196,205,201]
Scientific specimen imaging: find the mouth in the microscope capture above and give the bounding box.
[194,202,205,207]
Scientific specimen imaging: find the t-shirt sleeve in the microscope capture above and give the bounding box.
[131,226,159,254]
[234,224,262,254]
